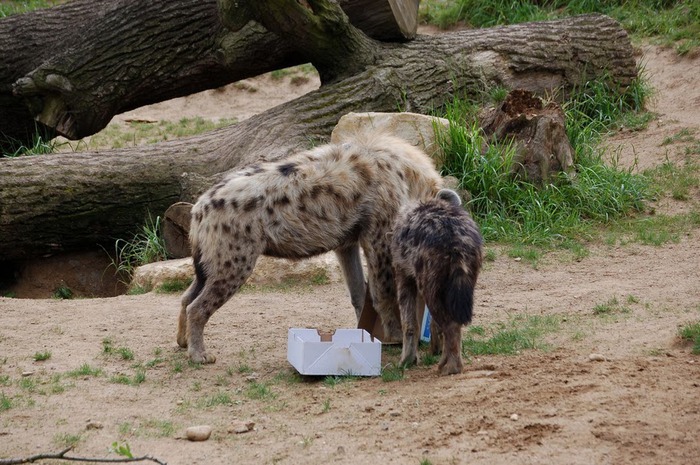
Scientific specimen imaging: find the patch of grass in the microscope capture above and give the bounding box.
[246,381,276,401]
[438,73,652,254]
[419,0,700,55]
[33,350,52,362]
[0,0,61,17]
[52,285,73,300]
[646,157,700,202]
[54,432,82,449]
[0,392,13,411]
[593,296,632,316]
[0,375,11,386]
[321,398,331,413]
[117,347,135,361]
[199,391,234,408]
[155,277,193,294]
[678,322,700,354]
[66,363,103,378]
[322,374,358,387]
[65,117,238,151]
[380,362,405,382]
[109,213,169,279]
[462,315,560,356]
[1,130,56,157]
[607,212,700,247]
[110,368,145,386]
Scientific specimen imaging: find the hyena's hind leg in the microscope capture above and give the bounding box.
[177,250,208,348]
[335,244,366,320]
[182,250,260,364]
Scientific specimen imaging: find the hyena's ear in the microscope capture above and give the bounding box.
[436,188,461,207]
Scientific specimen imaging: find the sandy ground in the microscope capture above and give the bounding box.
[1,43,699,465]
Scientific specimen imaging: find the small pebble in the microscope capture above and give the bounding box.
[185,425,212,442]
[510,413,519,421]
[86,421,103,430]
[589,353,606,362]
[228,421,255,434]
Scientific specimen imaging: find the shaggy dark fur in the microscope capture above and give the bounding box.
[177,132,443,363]
[391,188,483,375]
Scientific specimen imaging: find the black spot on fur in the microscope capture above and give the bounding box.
[212,198,225,210]
[222,223,231,234]
[230,199,239,210]
[245,224,251,234]
[244,196,262,212]
[275,195,291,206]
[278,163,298,176]
[266,206,274,215]
[311,185,324,199]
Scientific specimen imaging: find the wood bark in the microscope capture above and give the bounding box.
[0,13,637,261]
[1,0,414,148]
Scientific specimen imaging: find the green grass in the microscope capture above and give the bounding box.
[678,322,700,354]
[33,350,52,362]
[380,362,405,382]
[462,315,560,356]
[0,1,62,17]
[593,296,632,316]
[438,73,654,255]
[64,117,238,152]
[109,213,169,279]
[245,381,276,400]
[419,0,700,55]
[155,278,193,294]
[198,391,234,408]
[66,363,103,378]
[0,392,12,411]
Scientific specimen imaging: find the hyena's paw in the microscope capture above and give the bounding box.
[188,349,217,364]
[176,333,188,348]
[438,355,463,376]
[399,353,418,368]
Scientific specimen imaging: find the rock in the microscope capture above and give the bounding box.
[510,413,519,421]
[331,111,451,168]
[589,353,607,362]
[86,420,103,430]
[131,252,346,292]
[185,425,212,442]
[228,420,255,434]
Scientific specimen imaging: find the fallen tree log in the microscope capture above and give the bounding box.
[0,13,637,261]
[1,0,417,148]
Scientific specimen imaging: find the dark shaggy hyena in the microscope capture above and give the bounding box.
[390,188,483,375]
[177,132,443,363]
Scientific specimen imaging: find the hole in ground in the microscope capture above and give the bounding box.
[1,249,129,299]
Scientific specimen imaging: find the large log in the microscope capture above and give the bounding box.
[0,13,637,261]
[1,0,417,148]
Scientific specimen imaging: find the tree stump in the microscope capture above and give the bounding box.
[480,89,575,184]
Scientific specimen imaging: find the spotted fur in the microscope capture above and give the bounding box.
[391,188,483,375]
[177,132,443,363]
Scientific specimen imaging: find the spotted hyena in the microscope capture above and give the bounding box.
[391,188,483,375]
[177,131,443,363]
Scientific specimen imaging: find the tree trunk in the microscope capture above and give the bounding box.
[1,0,416,148]
[0,13,637,261]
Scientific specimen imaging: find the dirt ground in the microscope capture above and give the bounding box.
[1,42,699,465]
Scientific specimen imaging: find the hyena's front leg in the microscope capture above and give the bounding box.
[364,241,403,343]
[395,271,419,367]
[335,244,366,320]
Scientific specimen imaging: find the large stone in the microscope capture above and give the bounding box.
[131,253,346,292]
[331,111,450,168]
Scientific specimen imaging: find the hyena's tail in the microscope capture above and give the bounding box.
[444,265,475,325]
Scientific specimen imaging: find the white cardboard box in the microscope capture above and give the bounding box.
[287,328,382,376]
